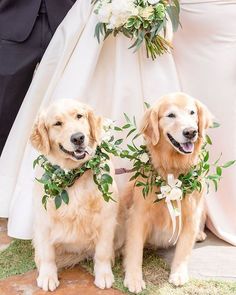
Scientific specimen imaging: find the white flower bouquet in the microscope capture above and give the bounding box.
[93,0,180,59]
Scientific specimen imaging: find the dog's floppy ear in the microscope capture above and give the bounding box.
[195,99,213,138]
[30,112,50,155]
[88,110,102,143]
[140,107,159,145]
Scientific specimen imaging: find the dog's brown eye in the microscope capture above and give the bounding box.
[190,110,195,115]
[167,113,176,118]
[77,114,83,119]
[54,121,62,126]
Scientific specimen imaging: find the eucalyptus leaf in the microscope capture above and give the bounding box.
[54,195,62,209]
[61,190,69,205]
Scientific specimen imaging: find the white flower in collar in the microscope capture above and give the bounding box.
[139,152,149,163]
[158,174,183,201]
[101,118,114,141]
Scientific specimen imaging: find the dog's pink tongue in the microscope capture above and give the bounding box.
[181,142,194,153]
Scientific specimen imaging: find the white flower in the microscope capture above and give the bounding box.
[168,187,183,201]
[106,0,138,29]
[147,0,160,5]
[97,3,112,23]
[158,174,183,201]
[100,118,114,142]
[101,131,112,142]
[156,175,161,182]
[139,6,154,19]
[111,0,136,15]
[103,118,114,131]
[139,153,149,163]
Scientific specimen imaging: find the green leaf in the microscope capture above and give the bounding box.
[205,134,212,145]
[54,195,62,209]
[216,166,222,176]
[33,159,38,169]
[212,179,218,192]
[211,121,221,128]
[127,144,136,152]
[104,164,110,172]
[166,5,180,32]
[124,113,131,123]
[114,139,123,145]
[122,124,131,129]
[214,153,222,166]
[204,151,209,162]
[144,102,151,109]
[222,160,236,168]
[101,174,113,184]
[42,195,48,210]
[136,181,146,187]
[127,128,136,138]
[101,182,109,193]
[114,126,123,131]
[61,190,69,205]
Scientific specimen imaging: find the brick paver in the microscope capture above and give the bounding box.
[0,266,124,295]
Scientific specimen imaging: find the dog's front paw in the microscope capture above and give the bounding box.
[169,269,189,286]
[94,271,114,289]
[124,273,146,294]
[37,273,59,291]
[196,231,207,242]
[94,264,114,289]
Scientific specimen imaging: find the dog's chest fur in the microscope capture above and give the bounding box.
[36,171,106,251]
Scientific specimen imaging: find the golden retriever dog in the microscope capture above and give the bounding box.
[30,99,119,291]
[123,93,213,293]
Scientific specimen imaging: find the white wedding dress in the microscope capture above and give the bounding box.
[0,0,180,239]
[174,0,236,245]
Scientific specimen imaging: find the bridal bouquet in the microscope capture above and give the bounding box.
[93,0,180,59]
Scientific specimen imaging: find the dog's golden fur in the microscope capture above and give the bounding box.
[30,99,119,292]
[123,93,213,293]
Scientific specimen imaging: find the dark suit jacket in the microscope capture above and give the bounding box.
[0,0,75,42]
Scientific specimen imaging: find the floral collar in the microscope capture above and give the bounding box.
[34,120,123,210]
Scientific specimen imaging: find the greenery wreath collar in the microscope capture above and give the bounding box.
[33,120,123,210]
[33,113,235,215]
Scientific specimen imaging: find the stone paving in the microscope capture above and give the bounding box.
[0,218,236,294]
[0,218,124,295]
[0,267,123,295]
[159,230,236,282]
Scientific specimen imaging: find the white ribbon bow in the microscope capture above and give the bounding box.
[157,174,183,244]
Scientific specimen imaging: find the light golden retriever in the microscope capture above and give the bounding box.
[30,99,119,292]
[123,93,213,293]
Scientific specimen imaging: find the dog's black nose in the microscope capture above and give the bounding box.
[70,132,85,145]
[183,128,197,140]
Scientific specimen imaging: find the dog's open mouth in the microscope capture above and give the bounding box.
[167,133,194,154]
[59,144,88,160]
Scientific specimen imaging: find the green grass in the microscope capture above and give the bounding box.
[0,240,35,279]
[1,240,236,295]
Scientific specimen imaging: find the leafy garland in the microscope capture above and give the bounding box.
[116,114,235,200]
[93,0,180,60]
[34,112,235,210]
[33,122,123,210]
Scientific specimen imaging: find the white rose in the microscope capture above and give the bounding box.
[112,0,135,14]
[140,153,149,163]
[139,6,154,19]
[160,185,171,195]
[108,0,137,28]
[103,118,114,131]
[97,3,112,23]
[147,0,160,4]
[169,187,183,201]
